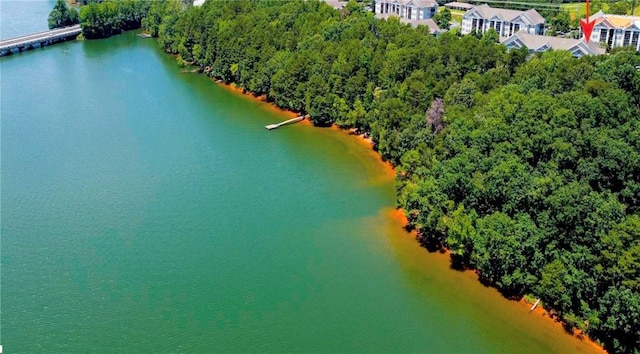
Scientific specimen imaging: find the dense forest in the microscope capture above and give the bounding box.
[72,0,193,39]
[70,0,640,352]
[77,0,151,39]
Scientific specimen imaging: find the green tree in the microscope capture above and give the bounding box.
[48,0,79,29]
[608,1,631,15]
[549,11,570,34]
[433,8,451,30]
[596,287,640,353]
[444,78,477,108]
[482,28,499,44]
[79,0,152,39]
[472,213,540,295]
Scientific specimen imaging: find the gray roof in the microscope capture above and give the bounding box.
[380,0,438,8]
[403,18,441,32]
[465,4,545,25]
[501,31,606,57]
[444,2,474,9]
[410,0,439,7]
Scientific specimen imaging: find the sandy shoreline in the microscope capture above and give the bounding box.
[213,78,606,353]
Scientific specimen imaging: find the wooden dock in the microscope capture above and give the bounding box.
[266,115,307,130]
[530,298,541,311]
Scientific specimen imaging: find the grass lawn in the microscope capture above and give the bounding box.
[559,2,640,19]
[449,9,465,23]
[559,2,608,19]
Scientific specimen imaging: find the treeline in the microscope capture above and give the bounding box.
[67,0,195,39]
[143,1,639,352]
[78,0,152,39]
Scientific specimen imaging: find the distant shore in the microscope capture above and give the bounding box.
[212,78,606,354]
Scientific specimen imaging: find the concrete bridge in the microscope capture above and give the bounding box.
[0,25,82,56]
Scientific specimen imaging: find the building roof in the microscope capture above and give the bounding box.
[404,18,442,32]
[323,0,347,10]
[464,4,545,25]
[380,0,438,7]
[410,0,439,7]
[501,31,606,57]
[375,13,442,33]
[589,11,640,29]
[444,2,473,9]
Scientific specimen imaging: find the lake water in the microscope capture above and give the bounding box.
[0,0,55,39]
[0,11,601,354]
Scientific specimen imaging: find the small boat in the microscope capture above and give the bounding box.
[137,33,152,38]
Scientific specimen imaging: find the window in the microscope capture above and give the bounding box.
[599,29,607,43]
[623,31,631,46]
[607,29,614,46]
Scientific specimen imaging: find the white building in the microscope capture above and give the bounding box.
[502,31,606,58]
[461,4,545,37]
[375,0,439,20]
[584,11,640,51]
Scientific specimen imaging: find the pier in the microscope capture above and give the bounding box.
[266,115,308,130]
[530,298,541,311]
[0,25,82,57]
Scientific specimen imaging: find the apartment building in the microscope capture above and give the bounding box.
[585,11,640,51]
[461,4,544,37]
[375,0,439,20]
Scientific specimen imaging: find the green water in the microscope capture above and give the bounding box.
[1,33,600,353]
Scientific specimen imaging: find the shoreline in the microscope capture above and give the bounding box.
[215,80,397,180]
[518,298,607,353]
[212,78,606,353]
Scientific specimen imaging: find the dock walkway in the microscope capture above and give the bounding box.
[266,115,308,130]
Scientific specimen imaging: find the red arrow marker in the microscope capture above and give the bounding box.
[580,0,595,43]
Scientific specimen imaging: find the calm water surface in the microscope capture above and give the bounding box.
[0,0,54,39]
[1,32,601,353]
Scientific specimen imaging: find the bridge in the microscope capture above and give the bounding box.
[0,25,82,56]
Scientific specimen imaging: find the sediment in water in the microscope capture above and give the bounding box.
[210,77,606,353]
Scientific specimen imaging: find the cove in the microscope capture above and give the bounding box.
[1,32,601,353]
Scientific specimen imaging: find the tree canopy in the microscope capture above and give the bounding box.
[78,0,152,39]
[48,0,79,29]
